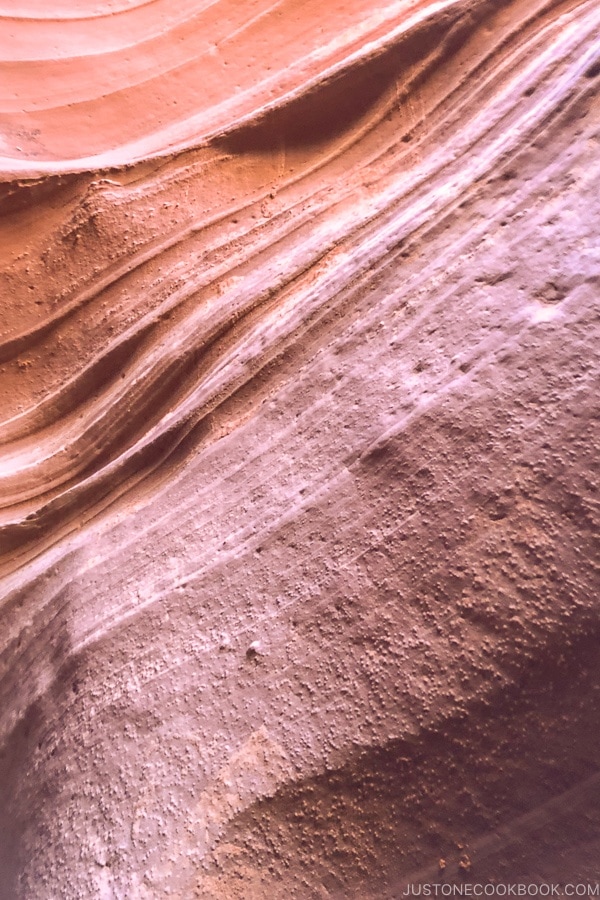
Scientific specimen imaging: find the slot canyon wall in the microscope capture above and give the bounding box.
[0,0,599,896]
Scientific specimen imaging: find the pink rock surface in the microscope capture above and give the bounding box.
[0,0,599,896]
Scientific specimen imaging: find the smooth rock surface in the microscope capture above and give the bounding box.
[0,0,599,896]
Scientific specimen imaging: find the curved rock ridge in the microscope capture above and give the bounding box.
[0,0,599,897]
[0,0,475,175]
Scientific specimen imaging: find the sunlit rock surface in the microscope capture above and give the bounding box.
[0,0,599,896]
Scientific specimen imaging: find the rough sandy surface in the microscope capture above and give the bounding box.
[0,0,599,896]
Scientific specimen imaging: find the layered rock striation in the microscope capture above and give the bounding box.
[0,0,599,896]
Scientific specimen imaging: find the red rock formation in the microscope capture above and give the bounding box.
[0,0,599,896]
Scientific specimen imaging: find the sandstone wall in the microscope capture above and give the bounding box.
[0,1,599,896]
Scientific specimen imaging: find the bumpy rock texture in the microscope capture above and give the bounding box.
[0,0,599,896]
